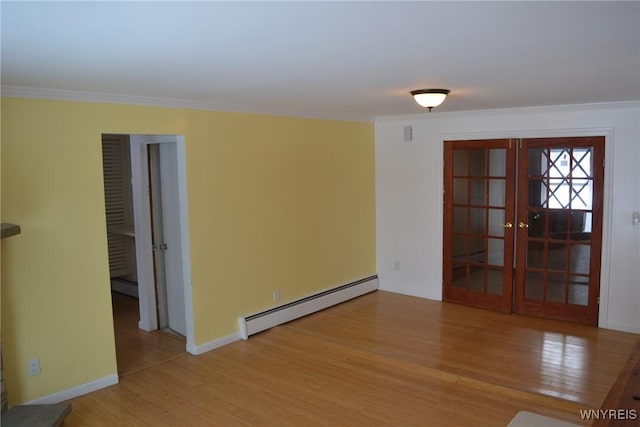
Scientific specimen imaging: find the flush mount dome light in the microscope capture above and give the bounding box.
[410,89,451,112]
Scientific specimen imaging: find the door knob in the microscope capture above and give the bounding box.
[518,222,529,229]
[502,222,513,228]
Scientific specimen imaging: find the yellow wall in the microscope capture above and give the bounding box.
[0,97,376,404]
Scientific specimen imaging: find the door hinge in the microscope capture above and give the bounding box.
[597,296,600,305]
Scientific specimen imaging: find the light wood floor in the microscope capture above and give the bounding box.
[111,292,186,376]
[66,291,639,426]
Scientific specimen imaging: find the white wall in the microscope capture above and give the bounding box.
[375,102,640,333]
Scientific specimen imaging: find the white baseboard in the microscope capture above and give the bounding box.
[600,320,640,334]
[24,374,118,405]
[192,333,240,355]
[239,275,379,340]
[110,278,138,298]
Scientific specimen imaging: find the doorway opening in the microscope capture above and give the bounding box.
[101,134,193,375]
[443,136,605,325]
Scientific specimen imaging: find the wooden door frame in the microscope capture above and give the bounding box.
[513,136,605,325]
[442,138,517,313]
[440,129,614,326]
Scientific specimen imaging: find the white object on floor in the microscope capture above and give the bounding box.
[507,411,581,427]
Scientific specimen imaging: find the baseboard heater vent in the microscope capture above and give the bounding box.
[238,275,378,340]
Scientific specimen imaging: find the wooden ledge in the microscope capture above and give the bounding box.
[1,403,71,427]
[1,223,21,239]
[593,341,640,426]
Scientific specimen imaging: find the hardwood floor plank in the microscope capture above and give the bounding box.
[65,291,639,426]
[111,292,186,376]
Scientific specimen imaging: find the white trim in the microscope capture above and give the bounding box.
[192,333,241,356]
[128,134,195,353]
[129,135,158,332]
[601,321,640,335]
[0,85,371,123]
[375,100,640,123]
[24,374,118,405]
[239,276,379,340]
[174,136,197,355]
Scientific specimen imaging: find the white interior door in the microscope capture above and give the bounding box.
[129,135,191,342]
[157,143,187,336]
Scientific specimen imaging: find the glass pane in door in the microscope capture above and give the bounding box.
[444,140,515,313]
[516,137,604,325]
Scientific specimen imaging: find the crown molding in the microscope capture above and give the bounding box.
[0,85,373,123]
[375,100,640,123]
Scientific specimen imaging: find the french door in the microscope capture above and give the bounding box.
[443,136,604,325]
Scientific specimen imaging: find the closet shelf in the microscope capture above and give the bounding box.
[107,225,135,238]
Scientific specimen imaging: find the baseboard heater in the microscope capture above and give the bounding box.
[238,275,378,340]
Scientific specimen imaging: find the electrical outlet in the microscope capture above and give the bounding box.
[28,358,41,376]
[273,289,280,303]
[633,211,640,226]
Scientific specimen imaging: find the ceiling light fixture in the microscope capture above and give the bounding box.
[410,89,451,112]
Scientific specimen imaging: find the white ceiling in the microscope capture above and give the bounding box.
[2,1,639,122]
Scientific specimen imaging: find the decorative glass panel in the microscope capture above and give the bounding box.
[570,179,593,210]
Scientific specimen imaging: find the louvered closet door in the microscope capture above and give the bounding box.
[443,139,517,313]
[102,135,133,278]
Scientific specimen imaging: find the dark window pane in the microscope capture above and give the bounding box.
[453,207,468,233]
[488,149,506,177]
[487,269,503,295]
[470,179,486,205]
[469,149,486,176]
[453,178,469,205]
[453,150,469,176]
[525,271,544,300]
[570,244,590,275]
[527,241,545,269]
[548,244,568,271]
[469,266,485,292]
[547,273,566,302]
